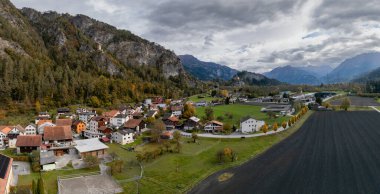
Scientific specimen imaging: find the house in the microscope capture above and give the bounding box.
[7,125,26,148]
[146,110,158,118]
[85,116,107,139]
[55,118,72,126]
[78,111,97,125]
[40,151,56,171]
[144,98,152,106]
[16,135,42,154]
[204,120,223,133]
[163,116,179,130]
[110,114,129,128]
[72,121,86,134]
[98,126,113,137]
[171,106,183,117]
[112,129,134,145]
[35,112,51,124]
[103,110,120,119]
[152,96,164,104]
[57,107,70,115]
[74,138,109,159]
[0,154,13,194]
[195,101,207,107]
[123,119,145,132]
[183,116,201,131]
[0,126,12,147]
[132,112,144,119]
[43,126,73,155]
[24,124,37,135]
[261,104,293,115]
[37,121,55,135]
[239,117,265,133]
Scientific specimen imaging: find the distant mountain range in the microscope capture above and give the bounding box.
[179,55,238,81]
[264,65,322,85]
[234,71,281,86]
[323,52,380,83]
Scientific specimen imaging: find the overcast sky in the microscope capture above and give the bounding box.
[11,0,380,73]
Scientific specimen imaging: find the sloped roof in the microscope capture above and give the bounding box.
[37,120,53,126]
[55,119,72,126]
[124,119,142,129]
[16,135,42,147]
[74,138,108,153]
[167,116,179,122]
[207,120,223,126]
[0,126,12,135]
[43,126,72,141]
[171,106,183,111]
[189,116,200,123]
[103,110,119,118]
[40,151,55,165]
[72,120,85,126]
[91,116,107,122]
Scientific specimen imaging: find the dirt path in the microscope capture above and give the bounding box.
[189,111,380,194]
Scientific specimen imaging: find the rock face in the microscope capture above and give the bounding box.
[21,8,184,78]
[234,71,281,86]
[179,55,238,81]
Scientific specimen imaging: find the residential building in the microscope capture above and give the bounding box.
[24,124,37,135]
[43,126,73,155]
[183,116,201,131]
[57,107,70,115]
[16,135,42,154]
[123,119,145,132]
[74,138,109,159]
[112,129,134,145]
[37,122,55,135]
[195,101,207,107]
[85,116,107,139]
[40,151,56,171]
[72,121,86,134]
[0,154,13,194]
[0,126,12,147]
[78,112,97,125]
[103,110,120,119]
[171,106,183,117]
[55,118,72,126]
[239,117,265,133]
[163,116,179,130]
[146,110,158,118]
[204,121,224,133]
[110,114,129,128]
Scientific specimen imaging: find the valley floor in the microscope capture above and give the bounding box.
[189,111,380,194]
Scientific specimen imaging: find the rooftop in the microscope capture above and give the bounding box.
[44,126,72,141]
[74,138,109,153]
[16,135,42,147]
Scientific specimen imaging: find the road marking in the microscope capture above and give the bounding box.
[369,106,380,113]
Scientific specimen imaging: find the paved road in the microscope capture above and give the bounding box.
[189,111,380,194]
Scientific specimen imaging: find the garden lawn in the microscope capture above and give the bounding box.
[115,111,313,194]
[195,104,290,127]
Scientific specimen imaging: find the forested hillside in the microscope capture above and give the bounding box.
[0,0,200,109]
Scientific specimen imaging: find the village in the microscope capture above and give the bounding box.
[0,90,332,193]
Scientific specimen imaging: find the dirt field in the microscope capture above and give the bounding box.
[190,111,380,194]
[330,96,380,106]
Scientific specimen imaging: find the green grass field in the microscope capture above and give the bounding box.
[112,111,313,194]
[195,104,290,127]
[188,94,222,103]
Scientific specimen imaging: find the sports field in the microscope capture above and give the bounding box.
[190,111,380,194]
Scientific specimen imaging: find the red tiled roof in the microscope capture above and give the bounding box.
[103,110,119,118]
[207,120,224,126]
[167,116,179,122]
[37,120,53,126]
[0,126,12,135]
[124,119,142,128]
[43,126,72,141]
[16,135,42,147]
[72,120,85,126]
[55,119,72,126]
[171,106,183,111]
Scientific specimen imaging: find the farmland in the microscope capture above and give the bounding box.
[195,104,290,127]
[190,111,380,194]
[330,96,380,107]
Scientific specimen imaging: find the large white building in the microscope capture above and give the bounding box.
[110,114,129,129]
[112,129,134,145]
[24,124,37,135]
[239,117,265,133]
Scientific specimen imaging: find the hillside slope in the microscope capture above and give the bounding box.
[179,55,238,81]
[0,0,197,106]
[264,65,321,85]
